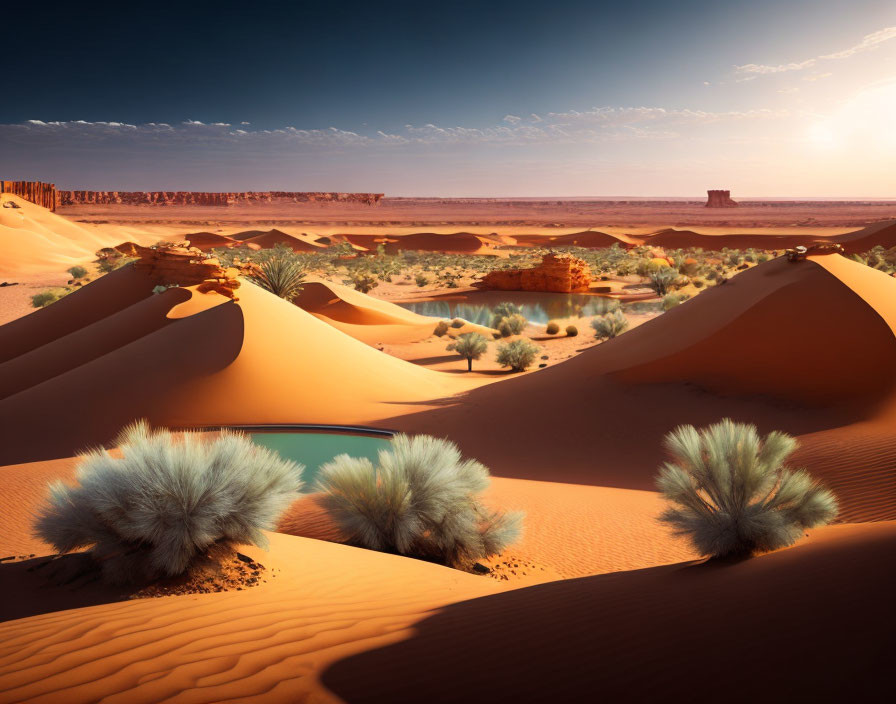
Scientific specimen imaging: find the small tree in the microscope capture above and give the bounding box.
[656,419,838,558]
[249,252,306,301]
[496,339,539,372]
[591,309,629,340]
[447,332,489,371]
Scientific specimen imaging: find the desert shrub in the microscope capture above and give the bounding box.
[415,273,429,287]
[344,271,379,293]
[662,292,690,310]
[656,419,838,558]
[496,338,539,372]
[316,434,522,567]
[566,325,578,337]
[31,290,62,308]
[446,332,490,371]
[591,309,629,340]
[34,422,304,583]
[545,321,560,335]
[67,265,88,280]
[249,253,306,301]
[490,302,522,328]
[692,278,706,289]
[434,320,450,337]
[497,313,527,337]
[450,318,466,328]
[648,267,679,296]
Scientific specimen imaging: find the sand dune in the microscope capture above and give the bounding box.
[322,521,895,703]
[0,194,157,276]
[342,231,492,254]
[240,228,326,252]
[513,230,636,248]
[183,231,238,250]
[832,219,896,253]
[0,274,464,466]
[385,254,896,523]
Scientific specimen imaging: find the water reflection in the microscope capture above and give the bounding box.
[397,293,659,325]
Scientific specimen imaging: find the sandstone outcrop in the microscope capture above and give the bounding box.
[57,191,384,206]
[481,253,592,293]
[132,243,243,299]
[705,190,738,208]
[1,181,56,211]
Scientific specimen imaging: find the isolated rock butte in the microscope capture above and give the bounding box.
[481,252,592,293]
[705,189,738,208]
[132,243,242,299]
[57,191,384,206]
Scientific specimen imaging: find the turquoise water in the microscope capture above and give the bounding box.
[250,432,391,486]
[397,293,659,325]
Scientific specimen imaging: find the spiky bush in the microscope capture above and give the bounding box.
[496,313,527,337]
[34,422,304,583]
[591,309,629,340]
[316,434,522,567]
[648,266,679,296]
[545,321,560,335]
[565,325,578,337]
[447,332,489,371]
[249,253,306,301]
[496,338,539,372]
[656,419,838,558]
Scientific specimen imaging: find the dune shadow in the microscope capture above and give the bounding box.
[321,530,895,702]
[0,554,130,623]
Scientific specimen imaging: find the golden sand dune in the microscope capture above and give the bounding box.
[321,521,895,703]
[386,255,896,522]
[512,229,637,248]
[0,195,158,276]
[0,275,464,466]
[0,524,888,703]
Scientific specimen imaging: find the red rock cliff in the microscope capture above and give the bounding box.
[705,190,738,208]
[57,191,384,206]
[481,253,592,293]
[131,243,243,299]
[1,181,56,211]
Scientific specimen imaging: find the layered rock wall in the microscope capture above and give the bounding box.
[705,190,738,208]
[1,181,56,211]
[481,253,592,293]
[57,191,384,206]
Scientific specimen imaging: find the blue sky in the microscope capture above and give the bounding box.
[2,0,895,196]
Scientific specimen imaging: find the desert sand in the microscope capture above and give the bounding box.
[1,197,894,703]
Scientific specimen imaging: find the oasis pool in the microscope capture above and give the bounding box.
[250,431,392,486]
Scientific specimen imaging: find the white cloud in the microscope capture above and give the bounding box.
[735,25,896,74]
[1,106,798,152]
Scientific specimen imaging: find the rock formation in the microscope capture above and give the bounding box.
[705,190,738,208]
[1,181,56,211]
[132,243,243,299]
[481,253,592,293]
[57,191,384,206]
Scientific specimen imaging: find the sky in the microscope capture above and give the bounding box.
[2,0,895,197]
